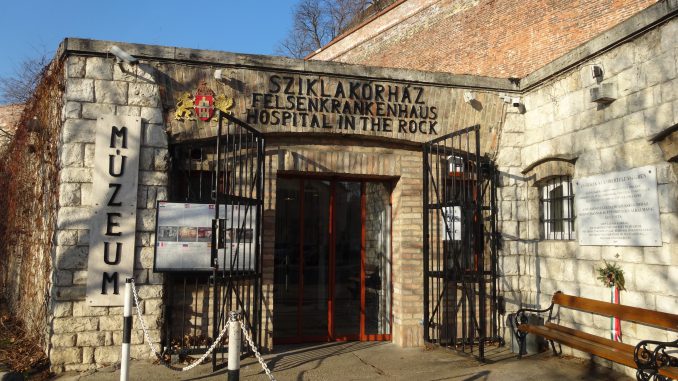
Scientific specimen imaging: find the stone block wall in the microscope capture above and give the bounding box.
[495,17,678,378]
[49,56,167,372]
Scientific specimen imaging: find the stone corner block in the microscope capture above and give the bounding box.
[62,118,96,143]
[85,57,114,80]
[128,83,160,107]
[57,207,93,230]
[95,80,129,105]
[67,57,86,78]
[50,347,82,365]
[65,78,94,102]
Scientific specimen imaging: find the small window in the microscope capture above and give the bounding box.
[540,176,575,240]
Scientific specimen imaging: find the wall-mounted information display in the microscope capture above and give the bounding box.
[154,202,257,272]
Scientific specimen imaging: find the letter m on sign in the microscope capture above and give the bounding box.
[110,126,128,149]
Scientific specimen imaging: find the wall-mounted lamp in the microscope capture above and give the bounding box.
[463,91,476,103]
[592,65,604,80]
[109,45,138,64]
[214,69,227,81]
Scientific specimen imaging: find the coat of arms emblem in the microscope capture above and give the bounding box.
[174,81,234,122]
[193,81,215,121]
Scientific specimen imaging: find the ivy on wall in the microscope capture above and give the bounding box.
[0,58,64,351]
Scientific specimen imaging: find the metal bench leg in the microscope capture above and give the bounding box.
[517,331,527,359]
[636,369,664,381]
[549,340,561,356]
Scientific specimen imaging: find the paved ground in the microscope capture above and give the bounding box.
[54,342,631,381]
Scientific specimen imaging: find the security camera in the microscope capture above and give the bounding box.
[109,45,138,64]
[592,65,604,79]
[511,97,521,107]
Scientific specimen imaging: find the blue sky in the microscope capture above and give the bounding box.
[0,0,299,79]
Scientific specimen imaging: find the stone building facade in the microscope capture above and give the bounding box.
[0,0,675,377]
[44,38,514,371]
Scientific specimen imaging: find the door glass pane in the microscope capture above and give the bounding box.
[334,181,361,337]
[301,180,330,337]
[365,182,391,335]
[273,179,300,339]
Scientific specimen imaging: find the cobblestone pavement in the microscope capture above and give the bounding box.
[54,342,632,381]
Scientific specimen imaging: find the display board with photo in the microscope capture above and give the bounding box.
[154,202,257,272]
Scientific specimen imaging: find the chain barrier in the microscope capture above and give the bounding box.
[129,280,276,378]
[241,320,276,381]
[130,280,229,372]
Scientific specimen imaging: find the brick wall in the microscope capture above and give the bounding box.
[311,0,658,78]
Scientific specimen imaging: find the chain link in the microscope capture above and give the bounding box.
[240,321,276,381]
[130,280,230,372]
[129,280,275,378]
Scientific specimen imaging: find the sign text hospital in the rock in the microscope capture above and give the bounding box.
[246,75,439,135]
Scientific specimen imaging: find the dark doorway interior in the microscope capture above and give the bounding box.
[273,176,392,343]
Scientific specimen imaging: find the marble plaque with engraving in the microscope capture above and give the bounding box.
[574,166,661,246]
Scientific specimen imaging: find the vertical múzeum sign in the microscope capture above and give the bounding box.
[86,116,141,306]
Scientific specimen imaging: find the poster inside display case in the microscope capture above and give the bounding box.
[154,202,257,272]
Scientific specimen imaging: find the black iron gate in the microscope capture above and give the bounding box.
[422,125,500,361]
[165,111,265,370]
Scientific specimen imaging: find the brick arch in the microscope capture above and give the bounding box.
[522,156,577,185]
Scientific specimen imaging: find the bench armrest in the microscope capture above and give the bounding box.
[634,338,678,380]
[513,302,555,329]
[512,301,555,358]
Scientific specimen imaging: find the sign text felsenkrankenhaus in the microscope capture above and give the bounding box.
[245,74,439,135]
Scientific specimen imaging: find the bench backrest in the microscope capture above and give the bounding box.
[553,292,678,332]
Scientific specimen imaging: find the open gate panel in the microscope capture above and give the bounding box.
[423,125,500,361]
[164,112,265,371]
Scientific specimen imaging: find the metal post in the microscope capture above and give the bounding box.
[228,311,242,381]
[212,110,222,370]
[422,143,430,342]
[120,278,133,381]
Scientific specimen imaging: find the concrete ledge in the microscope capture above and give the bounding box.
[58,38,518,92]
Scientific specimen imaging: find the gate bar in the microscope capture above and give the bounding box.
[211,110,223,370]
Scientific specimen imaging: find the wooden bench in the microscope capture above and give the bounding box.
[513,291,678,381]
